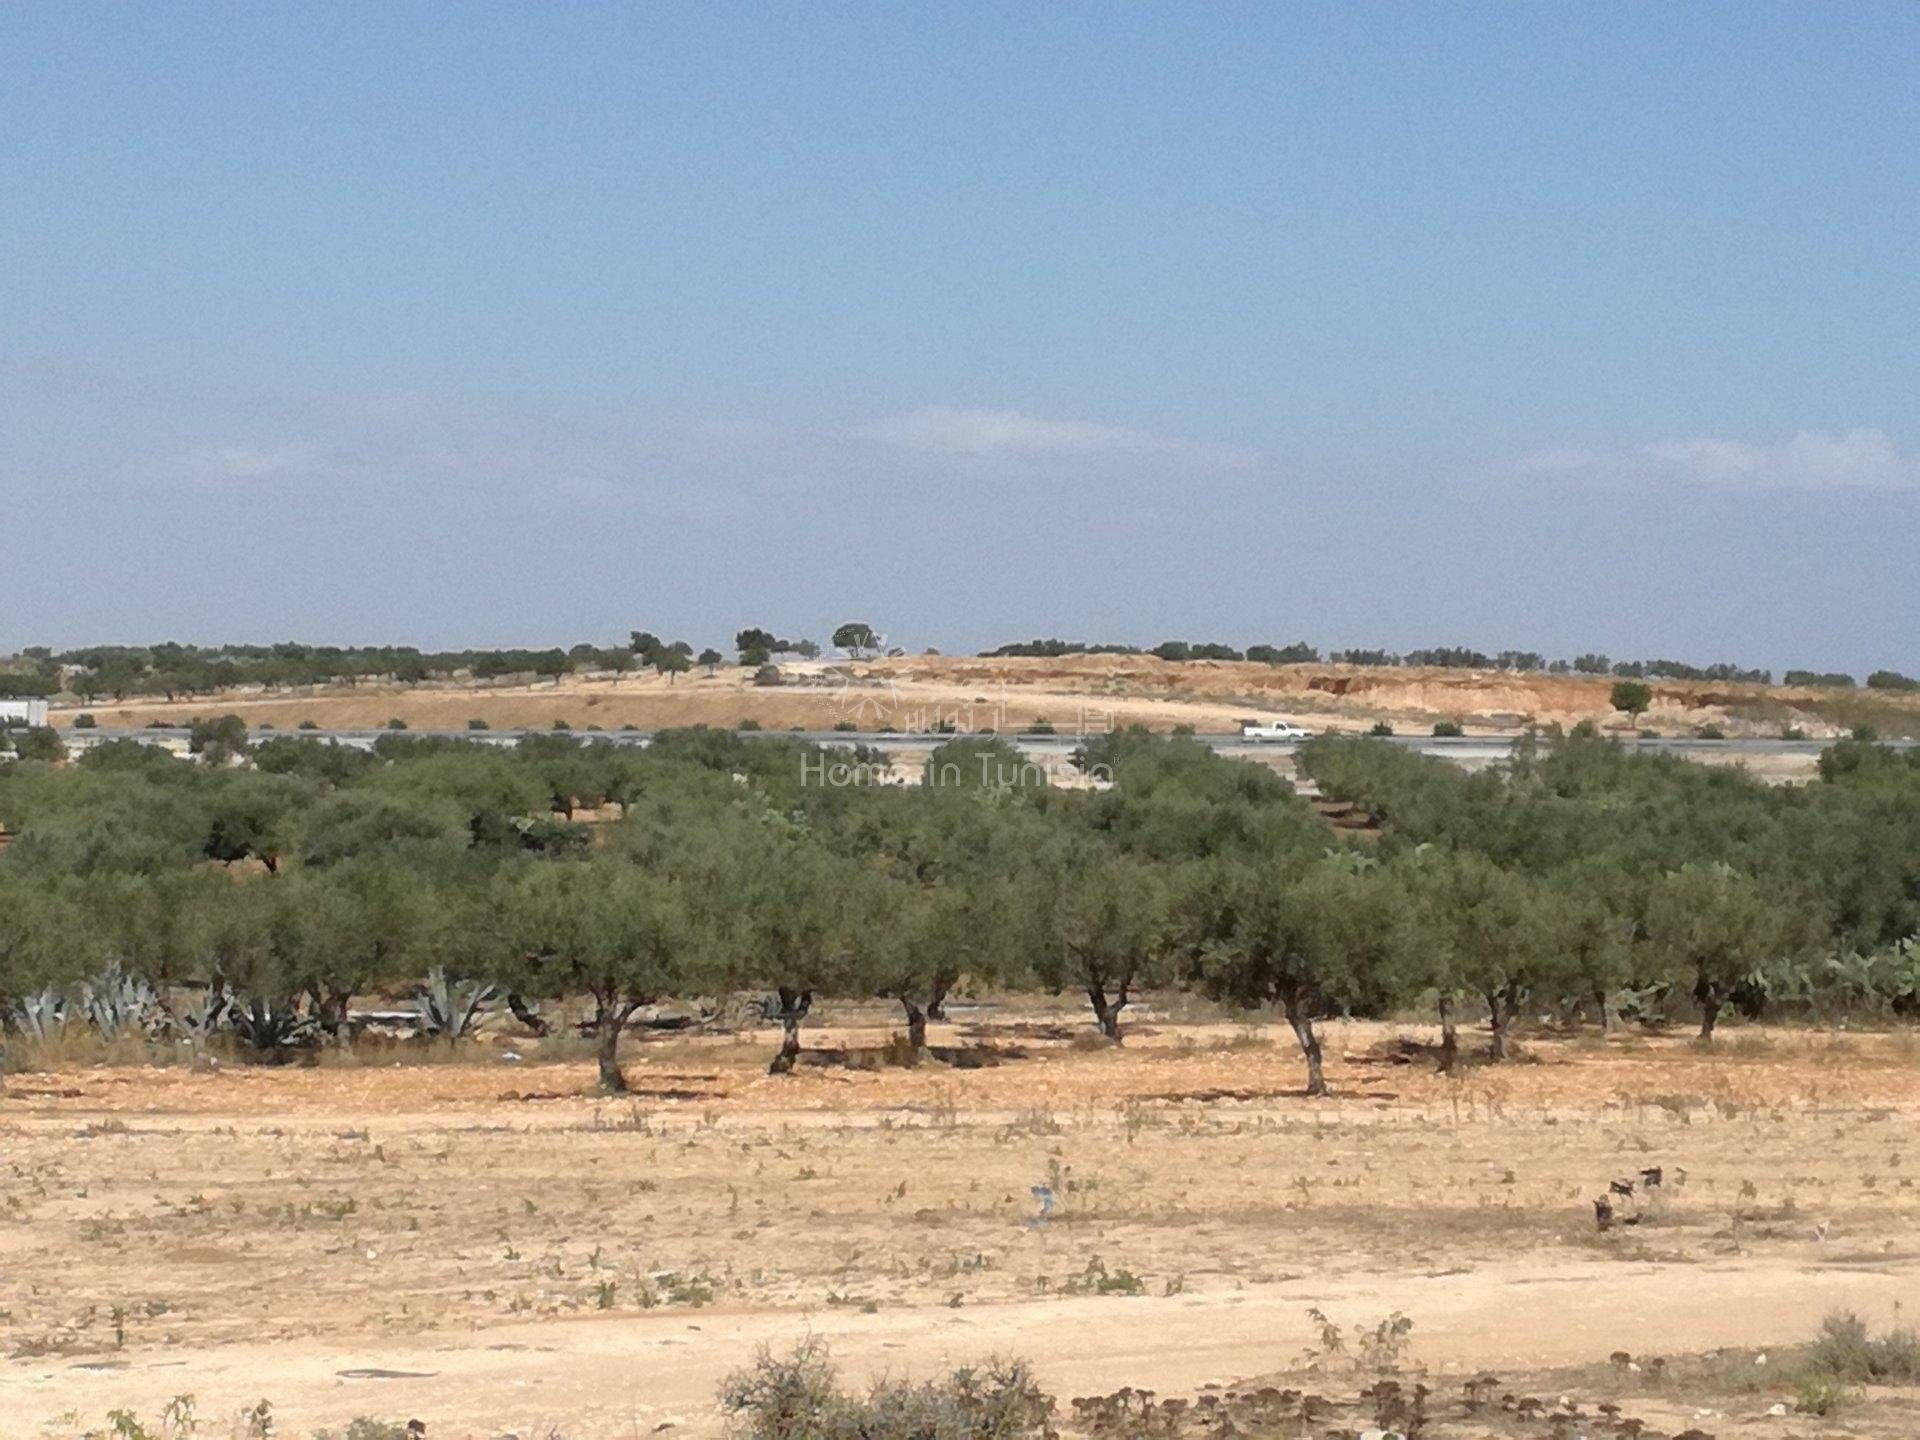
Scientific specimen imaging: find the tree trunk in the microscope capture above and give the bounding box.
[1282,994,1329,1097]
[1086,983,1124,1043]
[1486,989,1510,1061]
[506,992,550,1036]
[595,999,633,1094]
[925,972,955,1023]
[1594,987,1615,1033]
[1696,975,1722,1040]
[769,987,812,1074]
[311,987,352,1043]
[1437,993,1459,1075]
[901,997,928,1052]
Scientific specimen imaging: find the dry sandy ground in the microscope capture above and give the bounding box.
[4,1008,1920,1436]
[50,654,1920,741]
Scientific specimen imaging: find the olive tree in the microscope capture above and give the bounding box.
[179,876,312,1055]
[1405,850,1553,1064]
[202,771,309,874]
[1186,857,1409,1095]
[1028,847,1171,1043]
[1642,863,1815,1039]
[0,878,88,1082]
[725,841,869,1073]
[275,862,429,1040]
[869,870,1021,1051]
[1541,869,1639,1032]
[501,857,710,1093]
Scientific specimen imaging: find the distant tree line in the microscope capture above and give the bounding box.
[6,634,1910,704]
[0,624,914,703]
[974,640,1892,688]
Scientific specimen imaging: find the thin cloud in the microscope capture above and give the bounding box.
[1519,428,1915,491]
[1512,446,1602,475]
[147,442,337,487]
[851,405,1259,468]
[131,401,1263,507]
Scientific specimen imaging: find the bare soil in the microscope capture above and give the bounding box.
[50,654,1920,740]
[4,1006,1919,1436]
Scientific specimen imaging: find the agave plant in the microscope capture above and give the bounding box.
[78,965,161,1040]
[413,967,499,1040]
[6,988,71,1040]
[166,980,231,1045]
[226,994,318,1055]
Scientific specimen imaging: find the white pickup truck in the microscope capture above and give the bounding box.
[1240,720,1313,742]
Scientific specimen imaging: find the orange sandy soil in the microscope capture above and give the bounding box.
[49,654,1920,739]
[4,1005,1919,1436]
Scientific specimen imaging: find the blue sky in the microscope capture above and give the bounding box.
[3,3,1915,672]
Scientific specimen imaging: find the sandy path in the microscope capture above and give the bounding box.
[11,1252,1913,1436]
[9,1025,1919,1435]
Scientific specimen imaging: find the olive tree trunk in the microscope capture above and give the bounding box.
[1695,974,1722,1040]
[594,996,639,1094]
[1436,992,1460,1075]
[1281,992,1329,1097]
[1086,976,1131,1043]
[310,987,353,1044]
[769,987,813,1075]
[900,997,929,1052]
[925,972,955,1023]
[1485,987,1513,1061]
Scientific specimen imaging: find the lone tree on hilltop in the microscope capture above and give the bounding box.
[735,628,787,665]
[653,647,691,685]
[1610,680,1652,725]
[832,622,880,659]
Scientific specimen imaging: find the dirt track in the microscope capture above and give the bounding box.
[4,1011,1918,1435]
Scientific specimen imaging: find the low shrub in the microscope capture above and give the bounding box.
[719,1340,1053,1440]
[1806,1309,1920,1383]
[1796,1375,1850,1416]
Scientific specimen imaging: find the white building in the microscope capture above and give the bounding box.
[0,698,50,727]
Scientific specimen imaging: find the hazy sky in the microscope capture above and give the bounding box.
[3,4,1916,673]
